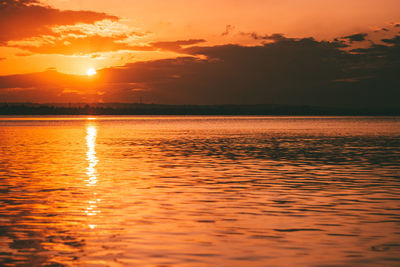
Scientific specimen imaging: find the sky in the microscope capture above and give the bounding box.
[0,0,400,107]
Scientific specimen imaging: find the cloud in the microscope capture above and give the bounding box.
[382,35,400,44]
[0,0,118,45]
[341,33,368,43]
[1,33,399,108]
[240,32,287,42]
[150,39,206,52]
[221,25,235,36]
[0,57,5,60]
[0,1,205,56]
[0,68,104,102]
[1,0,202,56]
[9,34,205,55]
[10,34,144,55]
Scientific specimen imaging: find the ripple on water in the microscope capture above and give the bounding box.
[0,116,399,266]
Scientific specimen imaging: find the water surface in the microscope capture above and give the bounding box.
[0,116,399,266]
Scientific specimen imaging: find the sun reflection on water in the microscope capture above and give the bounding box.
[86,125,98,186]
[85,124,100,229]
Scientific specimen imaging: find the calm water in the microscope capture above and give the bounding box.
[0,116,400,266]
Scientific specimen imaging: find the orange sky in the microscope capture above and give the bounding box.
[1,0,400,75]
[1,0,400,107]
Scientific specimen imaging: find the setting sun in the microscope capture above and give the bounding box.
[87,68,97,76]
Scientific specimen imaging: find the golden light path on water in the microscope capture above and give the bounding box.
[85,122,100,229]
[86,124,98,186]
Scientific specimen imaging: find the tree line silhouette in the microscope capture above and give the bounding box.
[1,103,399,116]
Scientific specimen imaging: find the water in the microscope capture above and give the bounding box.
[0,116,399,266]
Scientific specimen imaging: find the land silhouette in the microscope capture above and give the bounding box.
[1,103,399,116]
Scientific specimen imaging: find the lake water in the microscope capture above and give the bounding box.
[0,116,399,266]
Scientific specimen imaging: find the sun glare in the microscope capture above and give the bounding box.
[87,68,97,76]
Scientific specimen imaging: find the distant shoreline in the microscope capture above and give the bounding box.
[1,103,399,116]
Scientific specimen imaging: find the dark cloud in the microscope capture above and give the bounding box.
[0,68,103,102]
[0,0,118,45]
[0,68,93,88]
[240,32,287,42]
[382,35,400,44]
[1,33,399,108]
[0,57,5,60]
[342,33,368,42]
[221,25,235,36]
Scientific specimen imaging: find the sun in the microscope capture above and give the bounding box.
[87,68,97,76]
